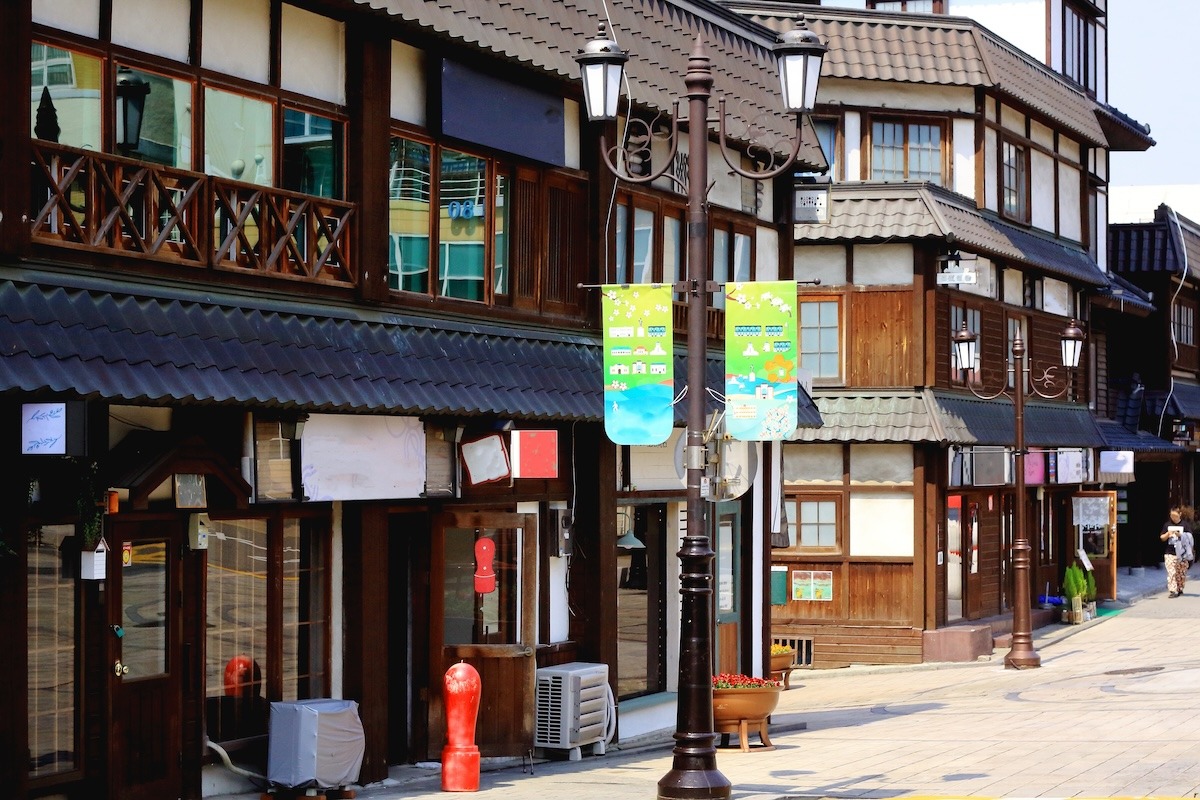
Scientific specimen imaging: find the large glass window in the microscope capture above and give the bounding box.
[869,0,940,10]
[439,149,487,301]
[205,514,328,743]
[799,298,841,382]
[30,42,101,149]
[871,120,943,185]
[204,87,274,185]
[444,527,521,645]
[615,504,667,699]
[27,524,78,780]
[1001,139,1029,223]
[111,64,192,167]
[387,137,432,293]
[775,496,841,552]
[283,108,342,198]
[1064,2,1098,94]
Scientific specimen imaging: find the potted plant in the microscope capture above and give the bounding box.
[1061,562,1085,624]
[712,673,782,725]
[769,643,795,673]
[73,458,108,580]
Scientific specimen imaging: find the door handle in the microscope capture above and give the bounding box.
[114,660,129,677]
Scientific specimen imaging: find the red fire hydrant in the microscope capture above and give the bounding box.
[441,661,481,792]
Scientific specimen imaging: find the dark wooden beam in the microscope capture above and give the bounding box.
[346,20,392,303]
[0,0,32,258]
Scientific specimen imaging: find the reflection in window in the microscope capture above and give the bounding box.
[282,518,327,701]
[615,504,666,699]
[122,542,168,677]
[30,42,101,149]
[204,87,274,185]
[713,228,729,310]
[283,108,342,198]
[444,528,520,645]
[28,524,78,779]
[388,137,432,292]
[439,150,487,301]
[113,65,192,168]
[493,174,510,296]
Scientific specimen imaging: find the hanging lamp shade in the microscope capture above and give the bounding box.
[774,18,826,115]
[575,23,627,122]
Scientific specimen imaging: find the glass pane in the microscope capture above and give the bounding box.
[282,108,342,198]
[717,517,736,614]
[615,202,629,284]
[388,137,431,293]
[444,528,521,645]
[616,504,666,698]
[30,42,102,150]
[122,541,168,678]
[204,87,274,185]
[733,232,752,283]
[439,150,487,301]
[206,518,269,742]
[493,173,510,296]
[908,123,941,185]
[113,65,192,167]
[871,121,904,181]
[663,215,682,300]
[712,228,730,309]
[633,207,654,284]
[28,524,77,779]
[282,518,327,701]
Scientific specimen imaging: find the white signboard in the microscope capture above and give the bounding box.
[936,269,978,285]
[300,415,425,501]
[22,402,68,454]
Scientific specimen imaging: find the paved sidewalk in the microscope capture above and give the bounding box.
[220,564,1200,800]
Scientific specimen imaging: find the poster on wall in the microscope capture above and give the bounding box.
[601,284,674,445]
[791,569,833,601]
[724,281,798,441]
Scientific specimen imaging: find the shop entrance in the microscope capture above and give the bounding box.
[106,518,184,800]
[429,511,536,758]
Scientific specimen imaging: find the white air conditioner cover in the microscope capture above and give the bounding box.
[267,698,365,789]
[534,662,609,750]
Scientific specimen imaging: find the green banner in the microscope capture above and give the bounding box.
[724,280,798,441]
[602,285,674,445]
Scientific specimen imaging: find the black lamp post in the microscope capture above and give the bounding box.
[953,317,1085,668]
[577,19,825,799]
[115,66,150,152]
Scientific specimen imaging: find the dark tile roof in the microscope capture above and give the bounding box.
[1109,204,1200,281]
[351,0,827,167]
[0,274,821,427]
[795,183,1108,287]
[1093,270,1155,315]
[930,391,1103,448]
[1095,102,1155,152]
[726,3,1119,146]
[1166,381,1200,422]
[789,389,945,443]
[1094,419,1183,454]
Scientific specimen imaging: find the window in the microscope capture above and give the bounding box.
[30,42,101,150]
[1001,139,1030,223]
[1007,314,1028,390]
[387,136,510,302]
[777,495,841,552]
[283,108,342,198]
[1174,303,1195,347]
[868,0,941,10]
[871,120,944,185]
[28,524,79,780]
[205,513,328,743]
[613,193,691,302]
[799,118,838,181]
[1064,2,1098,93]
[204,87,275,185]
[950,302,980,385]
[799,297,842,383]
[615,504,667,699]
[711,222,753,310]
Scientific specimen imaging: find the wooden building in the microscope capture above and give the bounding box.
[0,1,824,798]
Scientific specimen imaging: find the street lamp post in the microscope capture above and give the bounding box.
[577,19,825,800]
[953,318,1085,668]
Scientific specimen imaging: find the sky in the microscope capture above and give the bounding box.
[1107,0,1200,187]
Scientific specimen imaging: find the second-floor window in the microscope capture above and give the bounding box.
[387,135,510,303]
[950,301,980,385]
[1174,303,1195,347]
[799,296,842,384]
[871,119,944,185]
[1064,1,1098,94]
[1001,139,1030,223]
[868,0,943,11]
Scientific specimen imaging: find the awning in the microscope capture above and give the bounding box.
[1094,419,1185,454]
[929,391,1104,448]
[788,389,944,443]
[1165,381,1200,421]
[0,273,821,427]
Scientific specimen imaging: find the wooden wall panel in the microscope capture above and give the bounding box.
[979,498,1002,617]
[848,289,913,387]
[774,623,922,668]
[847,562,914,623]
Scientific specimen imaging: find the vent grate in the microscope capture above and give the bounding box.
[773,636,814,668]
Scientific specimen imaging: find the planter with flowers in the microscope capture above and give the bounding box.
[711,673,782,751]
[769,643,796,673]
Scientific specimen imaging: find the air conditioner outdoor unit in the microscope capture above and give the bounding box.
[534,662,610,761]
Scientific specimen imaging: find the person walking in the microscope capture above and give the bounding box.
[1159,506,1194,597]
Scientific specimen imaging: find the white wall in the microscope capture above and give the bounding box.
[854,243,914,286]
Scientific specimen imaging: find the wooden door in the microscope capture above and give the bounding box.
[1073,491,1118,601]
[714,507,740,675]
[107,519,183,800]
[430,511,536,758]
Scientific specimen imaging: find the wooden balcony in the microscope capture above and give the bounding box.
[30,141,355,287]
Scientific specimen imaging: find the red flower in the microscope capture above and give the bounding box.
[712,673,780,689]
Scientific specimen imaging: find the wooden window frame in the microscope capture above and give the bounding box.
[1000,137,1031,224]
[949,299,982,387]
[867,115,947,186]
[1173,301,1196,348]
[799,294,844,386]
[866,0,945,11]
[1063,1,1098,95]
[776,493,844,556]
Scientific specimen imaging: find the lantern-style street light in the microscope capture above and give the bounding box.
[115,66,150,152]
[577,19,825,800]
[952,317,1085,668]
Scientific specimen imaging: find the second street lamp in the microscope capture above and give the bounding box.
[952,318,1085,668]
[577,18,825,800]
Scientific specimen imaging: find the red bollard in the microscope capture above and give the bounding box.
[441,661,482,792]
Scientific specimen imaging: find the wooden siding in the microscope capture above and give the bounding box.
[772,561,915,625]
[774,623,923,668]
[847,289,914,387]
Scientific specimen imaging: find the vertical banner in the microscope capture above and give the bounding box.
[724,281,798,440]
[602,284,674,445]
